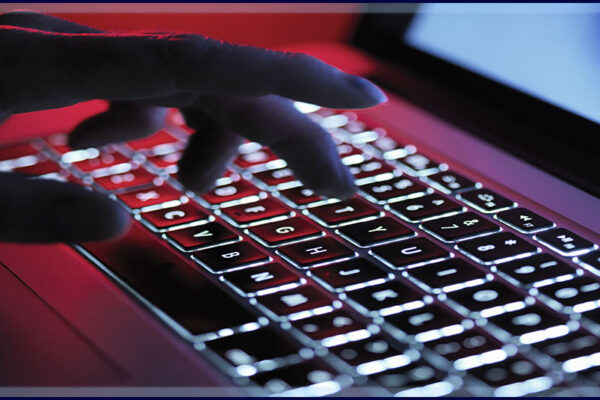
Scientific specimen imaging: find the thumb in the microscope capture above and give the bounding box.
[0,172,131,243]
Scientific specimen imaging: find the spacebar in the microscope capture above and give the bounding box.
[78,221,258,337]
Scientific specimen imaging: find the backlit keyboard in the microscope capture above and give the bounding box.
[1,103,600,396]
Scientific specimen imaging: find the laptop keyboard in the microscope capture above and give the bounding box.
[2,103,600,396]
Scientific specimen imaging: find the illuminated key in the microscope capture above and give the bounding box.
[248,217,322,247]
[166,222,240,251]
[201,179,261,206]
[220,197,290,226]
[277,237,355,269]
[308,198,380,227]
[117,184,183,210]
[310,258,392,292]
[141,202,210,231]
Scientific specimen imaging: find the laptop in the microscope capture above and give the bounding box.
[1,3,599,396]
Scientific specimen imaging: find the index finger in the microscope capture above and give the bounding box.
[1,26,387,113]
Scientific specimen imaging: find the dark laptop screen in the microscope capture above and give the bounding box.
[405,4,600,125]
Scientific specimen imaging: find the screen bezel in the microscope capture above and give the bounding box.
[351,12,600,198]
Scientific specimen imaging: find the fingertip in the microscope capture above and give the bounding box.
[344,75,388,108]
[176,170,217,196]
[51,195,132,242]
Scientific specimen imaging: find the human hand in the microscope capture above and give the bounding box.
[0,11,386,243]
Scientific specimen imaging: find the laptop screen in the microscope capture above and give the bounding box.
[404,3,600,125]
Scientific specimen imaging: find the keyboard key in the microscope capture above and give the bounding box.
[126,130,181,154]
[531,330,600,362]
[370,361,447,395]
[398,153,443,176]
[248,217,322,247]
[538,277,600,313]
[469,356,546,390]
[349,158,396,182]
[142,202,210,231]
[421,211,500,242]
[310,258,392,292]
[372,135,409,154]
[457,232,539,265]
[205,327,303,370]
[117,184,184,210]
[360,177,430,204]
[172,170,237,189]
[234,146,278,169]
[581,366,600,384]
[344,280,426,316]
[425,329,504,365]
[426,171,478,194]
[291,310,368,343]
[146,151,181,171]
[336,142,363,159]
[488,305,569,344]
[496,254,576,288]
[193,241,270,274]
[277,237,355,269]
[371,237,452,269]
[447,281,526,318]
[219,197,290,226]
[458,188,516,213]
[407,259,488,293]
[308,198,380,227]
[384,304,465,342]
[0,142,38,162]
[257,285,334,320]
[166,222,240,251]
[582,307,600,325]
[496,207,555,234]
[222,262,304,297]
[321,111,357,129]
[251,360,343,394]
[212,169,239,187]
[14,159,60,176]
[72,151,131,175]
[535,227,597,257]
[45,133,74,156]
[94,168,156,191]
[253,167,296,186]
[201,179,261,206]
[388,193,464,222]
[279,185,324,207]
[328,336,415,375]
[79,221,257,338]
[337,216,415,247]
[577,250,600,274]
[348,129,380,145]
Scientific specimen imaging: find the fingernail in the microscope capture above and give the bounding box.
[345,75,388,104]
[52,197,131,242]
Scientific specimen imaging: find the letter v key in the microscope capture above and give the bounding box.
[194,230,213,238]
